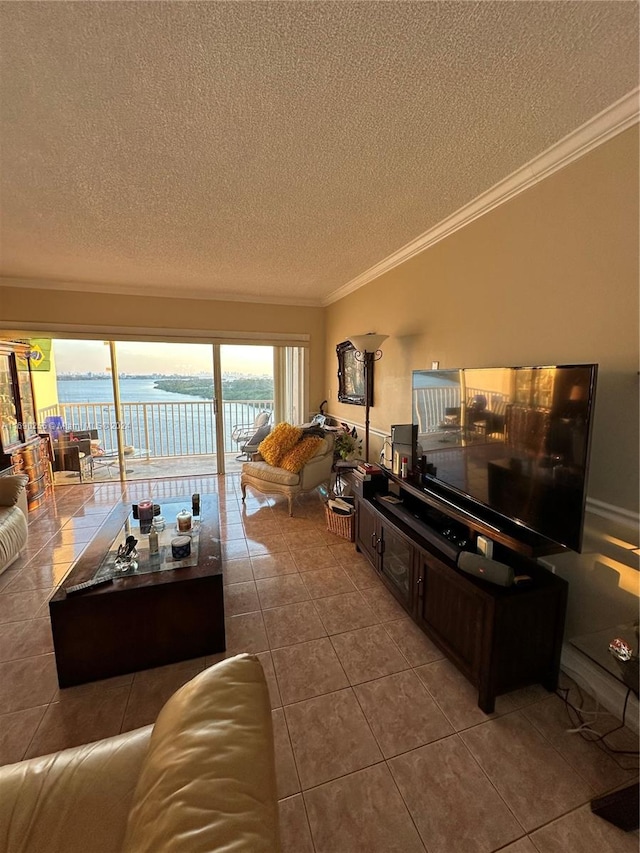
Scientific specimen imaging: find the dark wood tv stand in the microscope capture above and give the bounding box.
[348,470,568,713]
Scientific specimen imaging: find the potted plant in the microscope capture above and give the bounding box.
[334,426,362,461]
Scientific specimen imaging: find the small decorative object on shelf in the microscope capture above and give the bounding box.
[148,527,159,555]
[138,499,154,534]
[192,493,200,516]
[177,508,192,533]
[115,534,138,572]
[171,535,191,560]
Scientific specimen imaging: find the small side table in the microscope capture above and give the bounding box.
[570,623,639,831]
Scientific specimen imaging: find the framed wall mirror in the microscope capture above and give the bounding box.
[336,340,372,406]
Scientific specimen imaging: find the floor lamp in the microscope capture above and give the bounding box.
[348,333,388,462]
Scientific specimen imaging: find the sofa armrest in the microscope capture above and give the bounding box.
[122,655,280,853]
[0,475,28,509]
[299,450,333,491]
[0,726,151,853]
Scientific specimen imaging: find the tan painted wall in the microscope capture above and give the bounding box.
[0,290,326,418]
[30,345,59,413]
[325,127,639,513]
[325,127,639,638]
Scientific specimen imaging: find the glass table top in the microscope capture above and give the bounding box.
[94,499,203,580]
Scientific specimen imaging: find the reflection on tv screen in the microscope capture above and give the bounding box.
[412,365,597,551]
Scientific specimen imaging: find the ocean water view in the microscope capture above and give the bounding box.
[55,377,271,456]
[57,377,214,405]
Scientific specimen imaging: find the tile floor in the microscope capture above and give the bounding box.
[1,475,638,853]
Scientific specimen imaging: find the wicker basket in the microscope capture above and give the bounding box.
[325,505,355,542]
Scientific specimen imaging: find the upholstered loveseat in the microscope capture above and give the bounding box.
[0,654,281,853]
[241,423,334,516]
[0,475,28,576]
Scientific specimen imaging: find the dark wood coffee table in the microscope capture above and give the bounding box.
[49,494,225,687]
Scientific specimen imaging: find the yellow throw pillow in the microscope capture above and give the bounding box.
[258,422,302,467]
[279,435,324,473]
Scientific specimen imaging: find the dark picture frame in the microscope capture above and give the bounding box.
[336,340,372,406]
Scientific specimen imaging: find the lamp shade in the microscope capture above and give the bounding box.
[348,333,388,354]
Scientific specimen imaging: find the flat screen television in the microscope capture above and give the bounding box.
[412,364,598,552]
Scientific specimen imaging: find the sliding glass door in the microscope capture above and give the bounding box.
[38,338,307,483]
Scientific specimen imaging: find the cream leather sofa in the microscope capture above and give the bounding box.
[241,434,334,516]
[0,475,28,576]
[0,655,281,853]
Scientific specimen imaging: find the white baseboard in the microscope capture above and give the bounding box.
[561,642,638,734]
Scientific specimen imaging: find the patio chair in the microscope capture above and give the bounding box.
[52,430,98,482]
[232,411,272,460]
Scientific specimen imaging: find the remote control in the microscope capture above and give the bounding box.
[66,576,114,596]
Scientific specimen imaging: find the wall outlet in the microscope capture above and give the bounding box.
[431,360,440,369]
[477,535,493,559]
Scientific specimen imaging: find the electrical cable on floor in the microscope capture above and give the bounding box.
[556,683,639,771]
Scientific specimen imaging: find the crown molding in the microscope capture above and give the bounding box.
[0,277,324,309]
[324,87,640,306]
[0,320,309,347]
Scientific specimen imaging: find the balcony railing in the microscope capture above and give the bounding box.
[38,400,275,457]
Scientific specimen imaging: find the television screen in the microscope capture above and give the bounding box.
[412,365,598,552]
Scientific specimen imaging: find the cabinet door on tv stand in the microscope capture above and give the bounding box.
[416,551,486,683]
[355,498,379,567]
[379,520,415,613]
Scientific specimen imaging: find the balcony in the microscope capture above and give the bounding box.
[40,399,275,483]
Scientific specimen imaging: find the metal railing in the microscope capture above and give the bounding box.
[413,386,508,434]
[38,399,275,457]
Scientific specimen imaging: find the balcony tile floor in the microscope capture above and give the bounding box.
[0,475,638,852]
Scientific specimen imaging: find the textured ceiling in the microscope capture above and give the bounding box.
[0,1,638,306]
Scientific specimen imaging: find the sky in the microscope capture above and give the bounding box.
[52,340,274,376]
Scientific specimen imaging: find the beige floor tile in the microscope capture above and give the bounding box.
[25,685,131,759]
[242,517,282,536]
[415,658,505,730]
[389,735,524,853]
[0,618,54,662]
[250,552,298,580]
[0,706,47,765]
[246,533,289,556]
[272,708,300,798]
[121,660,205,731]
[222,523,246,541]
[303,763,425,853]
[223,558,254,585]
[256,574,310,609]
[262,600,327,649]
[460,711,593,831]
[221,539,250,561]
[292,545,339,572]
[529,803,639,852]
[384,617,444,667]
[300,566,356,599]
[313,590,379,635]
[354,670,453,757]
[224,580,260,616]
[0,654,59,715]
[282,529,328,550]
[278,794,315,853]
[360,585,407,622]
[255,651,282,708]
[0,567,21,594]
[331,624,410,685]
[271,637,348,705]
[327,542,367,567]
[522,694,636,794]
[284,688,382,789]
[498,840,538,853]
[339,559,382,590]
[0,589,53,625]
[224,611,269,655]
